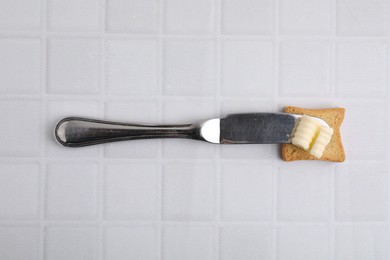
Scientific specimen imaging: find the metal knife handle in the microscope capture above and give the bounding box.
[55,117,200,147]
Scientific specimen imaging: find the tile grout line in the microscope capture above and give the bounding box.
[0,156,387,164]
[97,0,107,259]
[386,2,390,257]
[157,0,164,259]
[329,0,337,259]
[1,219,388,226]
[39,0,48,259]
[3,30,390,40]
[273,0,280,257]
[328,60,337,249]
[215,0,222,257]
[2,94,388,102]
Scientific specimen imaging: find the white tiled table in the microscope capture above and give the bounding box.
[0,0,389,259]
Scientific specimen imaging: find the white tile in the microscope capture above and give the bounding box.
[341,100,386,161]
[0,0,40,31]
[0,39,41,94]
[106,39,158,95]
[104,226,157,260]
[220,225,273,260]
[220,99,276,116]
[335,163,387,221]
[45,227,97,260]
[47,38,100,94]
[221,41,273,97]
[278,164,330,221]
[162,98,217,123]
[46,100,99,157]
[106,0,157,33]
[46,163,97,219]
[162,225,215,260]
[104,100,159,158]
[220,144,278,160]
[162,98,217,159]
[0,164,39,219]
[336,41,387,98]
[222,0,273,34]
[280,42,332,97]
[0,100,40,157]
[162,163,215,220]
[280,0,332,34]
[163,40,216,96]
[48,0,100,32]
[104,163,158,220]
[335,225,387,260]
[337,0,388,36]
[220,100,277,159]
[162,139,216,159]
[0,226,39,260]
[164,0,215,33]
[221,162,272,221]
[278,226,329,260]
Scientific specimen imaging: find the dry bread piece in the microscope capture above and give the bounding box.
[281,106,345,162]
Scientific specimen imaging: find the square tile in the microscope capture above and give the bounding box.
[220,100,278,159]
[278,164,330,221]
[162,98,218,123]
[222,0,273,34]
[104,163,158,220]
[220,225,273,260]
[162,139,216,159]
[104,226,157,260]
[335,163,387,221]
[47,38,100,94]
[45,227,97,260]
[337,0,388,36]
[48,0,100,32]
[104,100,159,158]
[280,0,332,34]
[336,41,387,98]
[46,163,97,219]
[162,225,215,260]
[163,40,216,96]
[335,225,387,260]
[280,42,332,97]
[0,100,40,157]
[162,98,217,159]
[221,162,272,221]
[0,39,41,94]
[106,39,158,95]
[0,164,39,219]
[0,226,39,260]
[164,0,215,33]
[162,163,215,220]
[46,100,99,157]
[221,40,273,97]
[0,0,40,31]
[220,98,276,115]
[278,226,329,260]
[341,100,386,161]
[106,0,157,33]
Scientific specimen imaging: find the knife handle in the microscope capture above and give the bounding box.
[55,117,200,147]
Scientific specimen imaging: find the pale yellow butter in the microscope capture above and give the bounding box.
[291,115,319,150]
[310,126,333,158]
[291,115,333,158]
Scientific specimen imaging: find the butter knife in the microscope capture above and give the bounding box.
[54,113,329,147]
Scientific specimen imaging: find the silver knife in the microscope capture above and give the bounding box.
[54,113,329,147]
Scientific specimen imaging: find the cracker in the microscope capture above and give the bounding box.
[281,106,345,162]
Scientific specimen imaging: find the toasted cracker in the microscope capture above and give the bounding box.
[281,106,345,162]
